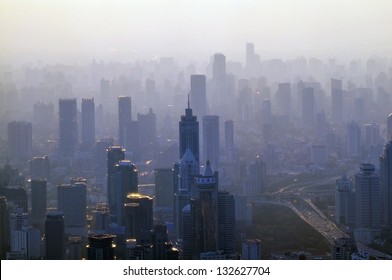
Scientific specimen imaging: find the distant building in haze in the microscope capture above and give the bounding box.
[7,121,32,162]
[190,75,207,118]
[118,96,132,146]
[202,115,220,171]
[81,97,95,148]
[59,99,78,156]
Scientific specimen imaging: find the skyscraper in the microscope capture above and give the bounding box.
[0,196,9,259]
[246,156,267,196]
[30,179,47,227]
[202,115,220,170]
[355,164,381,230]
[107,146,125,220]
[57,182,87,231]
[179,104,199,165]
[241,239,262,260]
[154,168,174,208]
[387,113,392,142]
[0,186,28,213]
[45,212,65,260]
[275,83,291,117]
[7,121,32,162]
[335,175,355,227]
[113,160,138,225]
[81,97,95,148]
[124,193,153,240]
[190,75,207,118]
[217,190,236,255]
[302,87,315,127]
[29,156,50,180]
[118,96,132,146]
[331,79,343,124]
[59,99,78,156]
[380,141,392,227]
[347,121,361,157]
[212,53,226,110]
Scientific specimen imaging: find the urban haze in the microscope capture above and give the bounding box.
[0,0,392,260]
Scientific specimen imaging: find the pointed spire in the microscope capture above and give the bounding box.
[203,160,213,176]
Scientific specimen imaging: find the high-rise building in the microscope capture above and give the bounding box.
[124,120,140,161]
[107,146,125,220]
[57,182,87,230]
[0,196,10,259]
[245,43,255,76]
[124,193,153,240]
[154,168,174,208]
[118,96,132,146]
[29,156,50,180]
[190,161,219,257]
[7,121,32,162]
[302,87,315,127]
[347,121,361,157]
[276,83,291,117]
[0,186,28,213]
[91,203,110,234]
[190,75,207,118]
[335,175,355,227]
[224,120,234,153]
[217,190,236,254]
[10,226,40,259]
[179,104,199,165]
[87,234,116,260]
[45,212,65,260]
[246,156,267,196]
[81,97,95,148]
[202,115,219,171]
[241,239,262,260]
[30,179,47,227]
[212,53,226,85]
[364,122,380,147]
[387,113,392,142]
[113,160,138,225]
[59,99,78,156]
[380,141,392,227]
[331,79,343,124]
[355,164,381,230]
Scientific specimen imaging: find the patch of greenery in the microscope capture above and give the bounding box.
[242,204,330,259]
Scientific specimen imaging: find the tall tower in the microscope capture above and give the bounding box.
[387,113,392,142]
[190,75,207,118]
[212,53,226,109]
[81,97,95,148]
[331,79,343,124]
[217,190,236,254]
[202,115,220,171]
[154,168,174,208]
[380,141,392,227]
[118,96,132,146]
[246,156,267,196]
[346,121,361,157]
[355,163,381,230]
[0,196,9,259]
[335,175,355,227]
[57,182,87,230]
[302,87,315,127]
[107,146,125,220]
[29,156,50,180]
[179,103,199,165]
[113,160,138,225]
[276,83,291,117]
[30,179,47,228]
[124,193,153,240]
[45,212,65,260]
[7,121,32,162]
[190,161,219,257]
[59,99,78,156]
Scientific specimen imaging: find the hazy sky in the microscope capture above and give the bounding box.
[1,0,391,64]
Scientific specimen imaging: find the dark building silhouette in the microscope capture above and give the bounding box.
[29,156,50,180]
[0,186,28,213]
[217,190,236,255]
[190,75,207,118]
[7,121,32,162]
[202,115,219,171]
[107,146,126,221]
[87,234,116,260]
[124,193,153,240]
[331,79,343,123]
[0,196,9,259]
[81,97,95,149]
[380,141,392,227]
[59,99,78,156]
[57,182,87,229]
[179,104,199,165]
[118,96,132,146]
[154,168,173,208]
[45,212,65,260]
[30,179,47,227]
